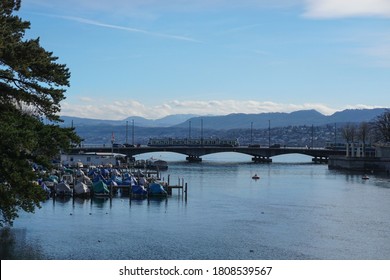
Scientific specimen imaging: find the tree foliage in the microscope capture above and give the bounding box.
[0,0,80,227]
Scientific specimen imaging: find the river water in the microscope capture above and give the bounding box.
[1,153,390,260]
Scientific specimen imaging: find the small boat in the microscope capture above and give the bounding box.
[74,181,91,197]
[61,174,74,186]
[362,175,370,180]
[55,182,72,197]
[131,185,148,198]
[252,174,260,180]
[92,180,110,197]
[148,182,168,197]
[147,158,168,170]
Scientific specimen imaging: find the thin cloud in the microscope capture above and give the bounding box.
[60,98,381,120]
[303,0,390,18]
[28,0,301,14]
[358,42,390,67]
[54,15,201,43]
[335,29,390,68]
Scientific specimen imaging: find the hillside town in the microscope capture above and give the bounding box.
[76,124,357,148]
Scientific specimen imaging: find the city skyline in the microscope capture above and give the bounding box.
[19,0,390,120]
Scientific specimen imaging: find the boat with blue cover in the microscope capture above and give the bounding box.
[148,182,168,197]
[131,185,148,198]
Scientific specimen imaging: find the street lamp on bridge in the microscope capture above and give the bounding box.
[268,120,271,147]
[250,122,253,145]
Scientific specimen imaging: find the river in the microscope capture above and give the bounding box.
[1,153,390,260]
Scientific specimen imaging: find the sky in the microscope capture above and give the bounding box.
[17,0,390,120]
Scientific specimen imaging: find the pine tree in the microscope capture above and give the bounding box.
[0,0,80,226]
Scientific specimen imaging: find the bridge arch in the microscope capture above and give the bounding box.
[271,153,314,163]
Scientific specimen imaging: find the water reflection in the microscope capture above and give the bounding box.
[0,228,45,260]
[91,197,112,208]
[53,196,71,204]
[46,195,174,209]
[72,197,91,206]
[3,156,390,260]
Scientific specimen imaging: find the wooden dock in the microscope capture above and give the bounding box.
[51,166,188,201]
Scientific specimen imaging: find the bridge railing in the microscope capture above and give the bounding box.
[77,144,329,149]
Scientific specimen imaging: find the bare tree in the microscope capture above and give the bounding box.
[342,123,357,156]
[374,110,390,143]
[358,122,370,156]
[342,123,356,143]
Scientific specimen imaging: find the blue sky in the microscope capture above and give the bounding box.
[19,0,390,120]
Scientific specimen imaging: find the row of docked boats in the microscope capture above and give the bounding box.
[37,166,169,199]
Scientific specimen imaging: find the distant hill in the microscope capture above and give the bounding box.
[125,114,199,127]
[173,108,388,130]
[61,114,199,127]
[61,108,387,130]
[327,109,386,124]
[64,108,388,145]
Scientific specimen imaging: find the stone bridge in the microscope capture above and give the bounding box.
[70,146,345,163]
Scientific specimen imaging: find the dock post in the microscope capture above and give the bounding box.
[129,185,132,205]
[72,169,76,201]
[184,183,188,202]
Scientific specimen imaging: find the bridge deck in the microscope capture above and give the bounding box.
[70,146,345,162]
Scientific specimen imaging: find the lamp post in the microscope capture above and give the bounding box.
[201,118,204,146]
[250,122,253,145]
[189,120,192,139]
[126,120,128,145]
[311,124,314,148]
[268,120,271,147]
[111,131,114,153]
[132,119,135,146]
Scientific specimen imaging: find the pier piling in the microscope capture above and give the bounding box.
[184,183,188,202]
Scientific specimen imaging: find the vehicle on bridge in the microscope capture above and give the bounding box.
[147,137,239,147]
[270,144,281,148]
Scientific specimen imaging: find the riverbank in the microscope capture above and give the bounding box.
[328,156,390,174]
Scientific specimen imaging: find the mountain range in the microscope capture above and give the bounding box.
[61,108,387,130]
[60,114,199,128]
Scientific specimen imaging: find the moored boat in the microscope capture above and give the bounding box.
[74,181,91,197]
[148,182,168,197]
[55,182,72,197]
[92,180,110,197]
[131,185,148,198]
[146,158,168,170]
